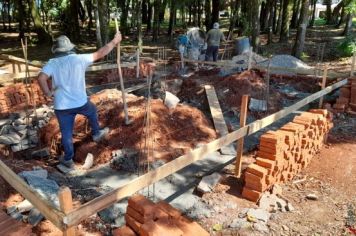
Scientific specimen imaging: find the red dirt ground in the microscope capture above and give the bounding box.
[40,90,217,165]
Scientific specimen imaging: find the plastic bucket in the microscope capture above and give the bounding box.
[235,37,250,55]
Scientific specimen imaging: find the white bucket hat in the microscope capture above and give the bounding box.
[51,35,75,54]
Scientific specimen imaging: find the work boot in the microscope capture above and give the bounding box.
[59,156,75,169]
[93,127,109,143]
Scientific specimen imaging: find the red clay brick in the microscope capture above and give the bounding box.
[244,171,264,183]
[128,195,156,215]
[256,157,275,169]
[242,187,262,202]
[256,151,278,160]
[245,178,269,192]
[246,164,268,177]
[140,218,183,236]
[112,226,137,236]
[125,214,142,234]
[155,201,182,218]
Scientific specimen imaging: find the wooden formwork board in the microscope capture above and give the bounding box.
[0,78,348,233]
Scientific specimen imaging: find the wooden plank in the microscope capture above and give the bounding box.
[351,50,356,77]
[205,84,235,155]
[59,187,76,236]
[319,66,328,108]
[205,85,229,137]
[0,159,65,230]
[64,78,347,227]
[0,54,43,67]
[235,95,249,177]
[0,72,38,82]
[86,63,136,72]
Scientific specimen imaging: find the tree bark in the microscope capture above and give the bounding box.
[68,0,80,42]
[229,0,240,34]
[251,0,261,49]
[343,13,353,36]
[292,0,309,58]
[152,0,160,42]
[147,1,153,32]
[290,0,301,28]
[16,0,25,39]
[309,0,317,27]
[325,0,333,24]
[137,0,143,51]
[336,6,346,28]
[7,0,11,31]
[119,0,130,35]
[94,0,102,48]
[168,0,176,38]
[279,0,290,42]
[276,0,283,34]
[29,0,51,43]
[98,0,108,45]
[205,0,212,30]
[273,0,278,33]
[268,0,275,44]
[86,0,93,35]
[211,0,219,25]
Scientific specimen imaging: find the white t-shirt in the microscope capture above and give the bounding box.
[41,54,94,110]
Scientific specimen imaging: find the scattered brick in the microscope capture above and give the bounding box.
[112,226,137,236]
[242,187,262,202]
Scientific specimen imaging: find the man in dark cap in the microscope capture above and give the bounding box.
[38,33,122,169]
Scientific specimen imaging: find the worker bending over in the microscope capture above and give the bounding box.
[38,33,122,169]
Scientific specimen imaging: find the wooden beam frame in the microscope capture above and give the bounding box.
[0,78,348,234]
[0,54,43,68]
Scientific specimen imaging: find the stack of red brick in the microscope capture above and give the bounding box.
[105,62,155,83]
[242,109,333,202]
[0,81,46,117]
[333,77,356,113]
[113,195,209,236]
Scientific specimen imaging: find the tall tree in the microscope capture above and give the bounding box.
[94,0,102,48]
[168,0,176,39]
[211,0,219,26]
[292,0,309,58]
[85,0,94,35]
[290,0,301,28]
[137,0,143,50]
[152,0,161,41]
[279,0,290,42]
[309,0,317,27]
[251,0,262,49]
[29,0,51,43]
[68,0,80,42]
[16,0,25,39]
[325,0,332,24]
[98,0,109,45]
[204,0,212,30]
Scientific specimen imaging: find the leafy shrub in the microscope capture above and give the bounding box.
[338,34,356,56]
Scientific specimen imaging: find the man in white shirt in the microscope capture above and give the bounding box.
[38,33,122,169]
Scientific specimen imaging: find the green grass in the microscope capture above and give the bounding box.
[314,18,327,26]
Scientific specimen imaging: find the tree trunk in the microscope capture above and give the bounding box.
[336,6,346,28]
[119,0,130,35]
[159,0,168,23]
[68,0,80,42]
[136,0,143,51]
[7,0,11,31]
[94,0,102,48]
[325,0,332,24]
[290,0,301,28]
[309,0,317,27]
[229,0,240,34]
[260,1,267,31]
[86,0,93,35]
[343,13,353,36]
[292,0,308,58]
[251,0,261,49]
[276,0,283,34]
[147,1,153,32]
[168,0,176,38]
[142,0,148,24]
[29,0,51,43]
[211,0,219,25]
[98,0,108,45]
[279,0,290,42]
[16,0,25,39]
[197,0,202,27]
[2,3,7,31]
[152,0,160,42]
[273,0,278,33]
[268,0,275,44]
[205,0,212,30]
[331,0,352,24]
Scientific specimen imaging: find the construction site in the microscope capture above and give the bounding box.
[0,0,356,235]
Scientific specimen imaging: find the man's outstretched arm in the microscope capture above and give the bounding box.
[93,32,122,61]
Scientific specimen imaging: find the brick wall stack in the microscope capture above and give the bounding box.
[0,82,46,117]
[113,194,209,236]
[104,62,156,83]
[242,109,333,202]
[333,77,356,113]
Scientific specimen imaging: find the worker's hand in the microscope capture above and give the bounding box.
[112,32,122,45]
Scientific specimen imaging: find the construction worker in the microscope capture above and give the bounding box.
[205,22,226,62]
[37,33,122,169]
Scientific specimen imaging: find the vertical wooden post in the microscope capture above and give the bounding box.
[136,48,140,79]
[351,50,356,77]
[248,47,253,71]
[235,95,249,177]
[12,63,16,73]
[59,187,76,236]
[319,66,328,108]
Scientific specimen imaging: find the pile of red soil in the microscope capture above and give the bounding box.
[40,90,217,165]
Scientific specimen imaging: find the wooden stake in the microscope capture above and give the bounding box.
[235,95,249,177]
[319,66,328,108]
[248,47,253,71]
[136,48,140,79]
[351,50,356,77]
[114,18,131,125]
[58,187,76,236]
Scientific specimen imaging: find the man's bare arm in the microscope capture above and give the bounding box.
[93,32,122,61]
[38,72,53,97]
